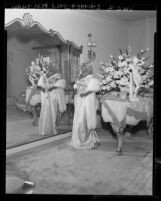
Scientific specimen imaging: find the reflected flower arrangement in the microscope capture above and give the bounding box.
[26,56,51,86]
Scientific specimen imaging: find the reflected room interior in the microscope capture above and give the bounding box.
[6,13,82,148]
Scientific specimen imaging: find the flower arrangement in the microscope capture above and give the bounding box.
[26,56,51,86]
[98,47,154,98]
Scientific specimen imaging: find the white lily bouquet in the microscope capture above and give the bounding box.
[26,56,50,87]
[98,47,154,99]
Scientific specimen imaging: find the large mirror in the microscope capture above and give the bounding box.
[5,13,82,148]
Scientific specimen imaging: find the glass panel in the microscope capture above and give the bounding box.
[6,40,78,149]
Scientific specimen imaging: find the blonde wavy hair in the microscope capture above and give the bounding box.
[79,61,93,79]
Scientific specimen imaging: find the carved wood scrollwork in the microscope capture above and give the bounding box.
[49,29,55,36]
[22,13,33,29]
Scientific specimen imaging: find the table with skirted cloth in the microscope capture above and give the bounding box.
[100,94,153,154]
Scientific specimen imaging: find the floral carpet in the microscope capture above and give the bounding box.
[6,129,153,195]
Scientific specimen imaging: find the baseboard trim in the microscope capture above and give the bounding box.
[6,132,72,157]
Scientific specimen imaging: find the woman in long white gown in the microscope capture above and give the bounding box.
[38,72,66,135]
[71,62,100,149]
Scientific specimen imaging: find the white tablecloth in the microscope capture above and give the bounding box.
[101,96,153,129]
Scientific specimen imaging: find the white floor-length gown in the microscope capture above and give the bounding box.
[71,74,100,149]
[38,74,66,135]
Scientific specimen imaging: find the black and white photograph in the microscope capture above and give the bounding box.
[5,7,156,195]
